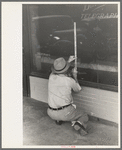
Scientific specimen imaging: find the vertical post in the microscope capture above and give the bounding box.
[74,22,77,72]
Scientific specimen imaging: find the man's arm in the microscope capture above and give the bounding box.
[70,68,81,92]
[71,68,78,83]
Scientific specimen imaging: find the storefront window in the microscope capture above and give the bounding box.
[25,4,118,91]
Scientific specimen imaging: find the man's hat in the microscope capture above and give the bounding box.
[51,57,70,74]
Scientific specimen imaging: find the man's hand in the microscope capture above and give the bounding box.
[68,55,76,63]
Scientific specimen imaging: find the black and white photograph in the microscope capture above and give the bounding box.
[2,1,121,148]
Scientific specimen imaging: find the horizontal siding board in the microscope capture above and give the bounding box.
[76,104,118,123]
[74,98,118,109]
[76,87,118,98]
[75,101,117,113]
[29,76,119,123]
[73,90,118,102]
[73,93,118,102]
[75,101,118,115]
[73,96,118,107]
[78,105,118,120]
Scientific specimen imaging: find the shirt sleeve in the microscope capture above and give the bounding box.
[69,77,82,92]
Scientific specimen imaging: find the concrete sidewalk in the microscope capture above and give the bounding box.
[23,97,118,146]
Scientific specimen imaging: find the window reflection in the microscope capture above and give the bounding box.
[28,5,118,90]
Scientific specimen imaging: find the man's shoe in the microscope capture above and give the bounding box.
[74,121,88,136]
[73,121,82,130]
[55,120,64,125]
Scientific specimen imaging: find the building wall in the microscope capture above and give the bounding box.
[30,76,118,124]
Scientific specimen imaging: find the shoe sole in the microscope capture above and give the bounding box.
[74,124,81,130]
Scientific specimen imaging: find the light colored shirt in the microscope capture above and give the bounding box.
[48,73,81,108]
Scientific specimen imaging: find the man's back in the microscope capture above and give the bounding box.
[48,73,81,108]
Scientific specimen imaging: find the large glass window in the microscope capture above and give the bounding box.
[25,4,118,91]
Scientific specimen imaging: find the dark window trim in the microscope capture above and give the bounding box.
[79,80,118,92]
[23,5,32,97]
[30,72,118,92]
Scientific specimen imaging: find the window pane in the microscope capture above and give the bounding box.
[26,4,118,90]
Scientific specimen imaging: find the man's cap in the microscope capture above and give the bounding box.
[51,57,70,74]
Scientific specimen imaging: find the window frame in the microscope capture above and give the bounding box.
[25,4,118,93]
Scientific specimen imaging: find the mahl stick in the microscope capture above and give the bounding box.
[74,22,77,74]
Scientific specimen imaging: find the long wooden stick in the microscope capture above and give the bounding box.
[74,22,77,72]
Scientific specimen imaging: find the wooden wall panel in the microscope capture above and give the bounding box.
[30,76,48,103]
[30,76,119,123]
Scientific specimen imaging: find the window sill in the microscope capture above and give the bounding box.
[30,72,118,92]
